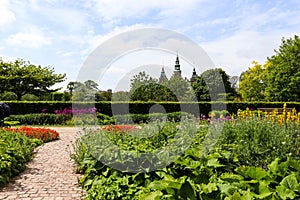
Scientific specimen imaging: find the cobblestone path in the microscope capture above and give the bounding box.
[0,127,85,200]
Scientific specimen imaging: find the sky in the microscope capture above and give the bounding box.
[0,0,299,92]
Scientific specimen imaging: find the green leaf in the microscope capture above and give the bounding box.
[253,181,273,198]
[289,160,300,172]
[143,191,163,200]
[179,180,196,200]
[276,185,297,200]
[218,183,238,196]
[268,158,280,175]
[236,166,269,180]
[207,158,225,168]
[200,182,218,194]
[280,174,299,191]
[219,173,244,183]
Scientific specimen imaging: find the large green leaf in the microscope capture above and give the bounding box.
[236,166,269,180]
[143,191,163,200]
[276,185,297,200]
[280,174,299,191]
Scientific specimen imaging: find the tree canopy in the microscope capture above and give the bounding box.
[0,58,66,100]
[264,35,300,101]
[193,68,236,101]
[239,61,267,101]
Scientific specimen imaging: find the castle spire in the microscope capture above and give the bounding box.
[159,66,168,83]
[173,53,182,78]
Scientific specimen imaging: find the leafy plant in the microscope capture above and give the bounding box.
[0,129,42,186]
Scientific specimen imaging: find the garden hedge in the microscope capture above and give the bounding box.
[3,101,300,116]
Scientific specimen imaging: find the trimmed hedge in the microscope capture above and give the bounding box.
[5,114,72,125]
[3,101,300,116]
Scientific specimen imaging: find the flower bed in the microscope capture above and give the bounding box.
[0,129,42,186]
[5,127,59,142]
[101,124,141,133]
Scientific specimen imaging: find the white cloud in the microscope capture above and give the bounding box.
[86,0,203,27]
[201,30,289,76]
[6,29,52,48]
[0,0,16,26]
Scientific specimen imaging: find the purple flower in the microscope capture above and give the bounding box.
[41,108,47,113]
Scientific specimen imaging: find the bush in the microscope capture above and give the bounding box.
[5,113,72,125]
[21,94,39,101]
[0,129,41,186]
[0,92,17,101]
[97,113,115,125]
[208,110,230,118]
[113,112,195,124]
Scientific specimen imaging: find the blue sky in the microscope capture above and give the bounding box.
[1,0,299,91]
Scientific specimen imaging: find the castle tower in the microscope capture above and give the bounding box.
[173,54,182,78]
[190,67,198,86]
[159,67,168,83]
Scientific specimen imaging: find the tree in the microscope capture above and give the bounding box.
[66,80,99,101]
[162,75,190,101]
[112,91,130,101]
[239,61,267,101]
[0,58,66,100]
[193,68,236,101]
[192,75,210,101]
[95,90,112,101]
[129,71,181,101]
[265,35,300,101]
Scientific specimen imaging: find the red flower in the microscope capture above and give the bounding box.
[102,125,140,134]
[4,127,59,142]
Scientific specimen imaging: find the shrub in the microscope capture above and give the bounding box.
[5,113,72,125]
[0,129,41,186]
[0,92,17,101]
[114,112,194,124]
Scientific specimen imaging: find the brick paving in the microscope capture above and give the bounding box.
[0,127,86,200]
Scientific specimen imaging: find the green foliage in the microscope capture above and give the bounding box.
[218,117,300,168]
[2,101,300,118]
[67,80,99,101]
[114,112,194,124]
[239,61,267,101]
[5,113,72,125]
[162,75,191,101]
[193,68,237,101]
[21,94,39,101]
[265,35,300,101]
[0,58,66,100]
[0,129,41,186]
[97,113,115,125]
[129,71,191,102]
[0,92,17,101]
[209,110,230,118]
[72,115,300,199]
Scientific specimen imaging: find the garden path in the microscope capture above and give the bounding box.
[0,127,85,200]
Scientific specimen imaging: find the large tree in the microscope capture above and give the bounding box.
[265,35,300,101]
[193,68,236,101]
[239,61,267,101]
[66,80,99,101]
[162,75,190,101]
[0,58,66,100]
[129,71,178,101]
